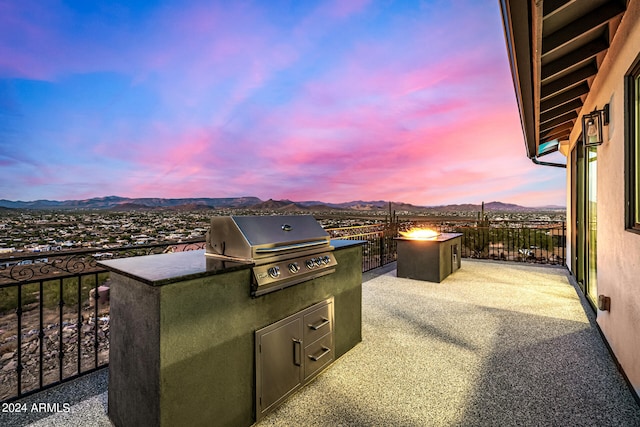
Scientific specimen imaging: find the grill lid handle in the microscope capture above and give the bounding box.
[255,240,327,254]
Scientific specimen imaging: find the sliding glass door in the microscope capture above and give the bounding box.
[574,143,597,308]
[585,146,598,305]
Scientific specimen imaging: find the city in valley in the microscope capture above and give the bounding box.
[0,198,566,402]
[0,197,565,256]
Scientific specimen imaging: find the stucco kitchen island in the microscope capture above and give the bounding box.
[98,240,363,427]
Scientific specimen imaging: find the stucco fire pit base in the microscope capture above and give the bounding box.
[395,233,462,282]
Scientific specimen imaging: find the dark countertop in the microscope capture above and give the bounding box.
[98,239,365,286]
[332,239,367,249]
[98,250,252,286]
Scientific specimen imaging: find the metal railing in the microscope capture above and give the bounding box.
[326,220,566,271]
[0,241,205,403]
[0,219,565,402]
[325,224,396,271]
[422,220,566,265]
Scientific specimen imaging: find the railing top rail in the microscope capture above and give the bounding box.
[442,224,565,228]
[325,223,386,232]
[0,238,206,263]
[0,240,207,287]
[331,231,385,239]
[405,219,565,225]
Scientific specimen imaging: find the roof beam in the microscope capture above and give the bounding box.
[540,82,589,112]
[540,98,583,123]
[540,110,578,132]
[541,37,608,81]
[541,62,597,99]
[543,0,573,17]
[543,131,571,143]
[542,1,625,55]
[542,122,575,140]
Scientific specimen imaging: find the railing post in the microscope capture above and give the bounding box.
[16,284,23,397]
[77,274,82,376]
[39,281,44,389]
[58,278,65,382]
[562,221,566,264]
[379,232,385,268]
[94,274,100,369]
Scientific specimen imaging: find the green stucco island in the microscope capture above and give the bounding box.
[101,242,363,427]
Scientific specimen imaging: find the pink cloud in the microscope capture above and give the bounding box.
[0,0,567,206]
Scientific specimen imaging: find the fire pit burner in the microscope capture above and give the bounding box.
[399,228,441,240]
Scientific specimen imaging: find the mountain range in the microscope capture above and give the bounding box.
[0,196,565,212]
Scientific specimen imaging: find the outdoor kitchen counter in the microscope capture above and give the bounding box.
[98,249,253,286]
[98,239,364,286]
[98,239,364,427]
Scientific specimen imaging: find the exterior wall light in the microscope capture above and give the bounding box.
[582,104,610,146]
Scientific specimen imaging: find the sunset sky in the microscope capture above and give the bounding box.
[0,0,567,207]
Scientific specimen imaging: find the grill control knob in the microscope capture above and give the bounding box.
[288,262,300,273]
[322,255,331,264]
[267,266,280,278]
[305,259,315,269]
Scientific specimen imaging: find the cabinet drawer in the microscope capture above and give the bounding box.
[303,302,333,343]
[304,333,334,380]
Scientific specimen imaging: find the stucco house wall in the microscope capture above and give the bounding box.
[566,0,640,396]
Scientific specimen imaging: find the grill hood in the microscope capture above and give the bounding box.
[205,215,331,262]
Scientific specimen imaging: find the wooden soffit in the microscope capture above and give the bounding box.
[500,0,626,159]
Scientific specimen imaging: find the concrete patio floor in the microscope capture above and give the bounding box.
[3,259,640,426]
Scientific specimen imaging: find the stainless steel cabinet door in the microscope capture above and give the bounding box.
[256,316,303,418]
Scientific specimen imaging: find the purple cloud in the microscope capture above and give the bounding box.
[0,0,566,206]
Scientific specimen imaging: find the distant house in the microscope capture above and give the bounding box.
[500,0,640,401]
[27,244,52,253]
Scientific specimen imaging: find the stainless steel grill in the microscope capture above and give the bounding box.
[205,215,337,296]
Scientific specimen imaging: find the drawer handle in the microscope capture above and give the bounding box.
[308,318,330,330]
[308,346,331,361]
[293,339,302,366]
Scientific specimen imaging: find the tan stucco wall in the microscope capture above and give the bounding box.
[566,0,640,397]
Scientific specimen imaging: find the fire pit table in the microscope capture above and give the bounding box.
[395,232,462,283]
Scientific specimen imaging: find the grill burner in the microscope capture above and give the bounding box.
[206,215,337,296]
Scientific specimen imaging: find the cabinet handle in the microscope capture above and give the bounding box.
[308,346,331,361]
[308,318,330,330]
[293,339,302,366]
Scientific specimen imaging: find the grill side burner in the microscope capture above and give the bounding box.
[206,215,337,296]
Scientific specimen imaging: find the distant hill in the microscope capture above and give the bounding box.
[485,201,529,211]
[423,201,564,213]
[165,203,216,211]
[250,199,307,211]
[0,196,262,210]
[0,196,565,212]
[107,202,156,211]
